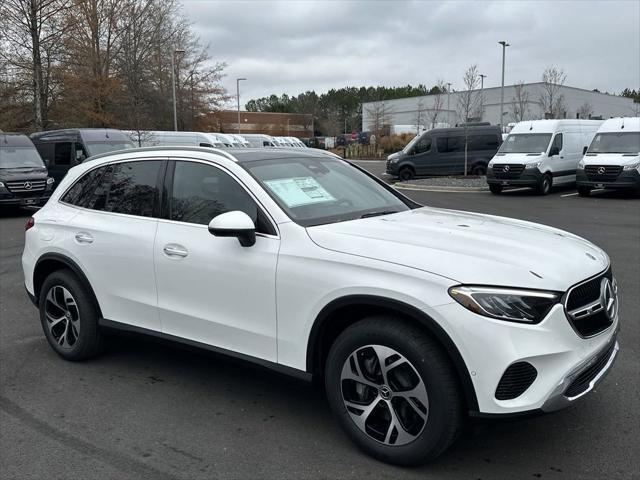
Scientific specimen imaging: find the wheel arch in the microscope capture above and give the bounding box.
[306,294,479,412]
[33,253,103,318]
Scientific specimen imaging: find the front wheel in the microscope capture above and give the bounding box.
[537,174,552,195]
[471,164,486,176]
[489,183,503,194]
[398,166,415,181]
[577,185,592,197]
[325,317,464,466]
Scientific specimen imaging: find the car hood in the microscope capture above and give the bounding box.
[583,153,639,166]
[490,153,543,165]
[306,207,608,291]
[0,167,48,181]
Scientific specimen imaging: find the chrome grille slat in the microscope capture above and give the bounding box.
[492,164,525,179]
[5,180,47,193]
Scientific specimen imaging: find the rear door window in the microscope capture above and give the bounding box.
[468,134,500,151]
[54,142,73,165]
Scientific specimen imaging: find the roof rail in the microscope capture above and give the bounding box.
[85,145,239,163]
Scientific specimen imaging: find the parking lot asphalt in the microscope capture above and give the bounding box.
[1,173,639,479]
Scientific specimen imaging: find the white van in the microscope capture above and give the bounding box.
[576,117,640,196]
[228,134,251,147]
[285,136,307,148]
[243,134,276,148]
[125,131,226,149]
[486,120,603,195]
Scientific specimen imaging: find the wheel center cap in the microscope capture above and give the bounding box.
[65,312,72,320]
[379,385,391,400]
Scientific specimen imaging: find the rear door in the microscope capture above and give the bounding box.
[60,159,164,331]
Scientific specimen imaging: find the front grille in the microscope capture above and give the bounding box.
[565,268,615,337]
[492,164,525,179]
[585,165,622,182]
[564,341,616,398]
[4,180,46,193]
[495,362,537,400]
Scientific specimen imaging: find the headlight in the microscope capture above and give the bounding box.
[622,162,639,172]
[46,177,55,185]
[525,162,542,170]
[577,159,585,169]
[448,286,560,324]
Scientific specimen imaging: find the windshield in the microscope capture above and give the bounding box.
[402,134,421,153]
[243,157,410,227]
[498,134,552,154]
[588,132,640,154]
[0,146,45,169]
[85,141,134,156]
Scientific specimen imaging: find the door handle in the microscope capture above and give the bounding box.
[163,244,188,258]
[74,232,93,244]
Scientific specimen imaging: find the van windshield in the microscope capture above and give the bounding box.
[85,141,134,156]
[588,132,640,154]
[402,134,422,153]
[498,134,552,154]
[0,145,45,169]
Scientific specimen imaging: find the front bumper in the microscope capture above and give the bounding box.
[0,191,51,206]
[486,168,542,187]
[430,300,619,415]
[576,168,640,190]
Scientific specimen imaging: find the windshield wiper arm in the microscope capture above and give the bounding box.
[360,210,400,219]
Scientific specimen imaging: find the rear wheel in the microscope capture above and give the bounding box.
[537,174,552,195]
[398,166,415,181]
[38,269,104,361]
[471,164,486,176]
[489,184,503,194]
[325,317,464,466]
[577,185,592,197]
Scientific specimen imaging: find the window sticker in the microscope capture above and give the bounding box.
[264,177,335,207]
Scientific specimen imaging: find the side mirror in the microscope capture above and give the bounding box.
[582,146,588,155]
[208,211,256,247]
[548,146,559,157]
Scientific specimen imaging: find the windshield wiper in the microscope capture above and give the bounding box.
[360,210,400,219]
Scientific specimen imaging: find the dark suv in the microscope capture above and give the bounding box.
[386,125,502,180]
[0,133,54,208]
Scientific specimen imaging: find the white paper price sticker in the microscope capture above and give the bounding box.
[264,177,335,207]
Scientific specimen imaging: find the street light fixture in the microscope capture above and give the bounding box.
[236,78,247,134]
[498,41,510,128]
[479,74,487,120]
[171,49,185,131]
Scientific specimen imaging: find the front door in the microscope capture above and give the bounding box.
[154,160,279,362]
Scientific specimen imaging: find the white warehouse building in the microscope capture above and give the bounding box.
[362,83,637,132]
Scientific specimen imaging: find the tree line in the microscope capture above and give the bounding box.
[0,0,227,133]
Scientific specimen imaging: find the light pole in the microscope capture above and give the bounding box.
[446,82,452,126]
[498,41,510,129]
[236,78,246,134]
[479,74,486,120]
[171,49,185,131]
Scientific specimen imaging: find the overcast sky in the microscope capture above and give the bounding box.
[181,0,640,108]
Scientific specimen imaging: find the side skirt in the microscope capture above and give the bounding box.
[98,318,312,383]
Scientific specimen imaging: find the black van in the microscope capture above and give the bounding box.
[30,129,134,184]
[0,133,54,208]
[386,125,502,180]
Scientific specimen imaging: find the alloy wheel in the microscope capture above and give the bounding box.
[340,344,429,446]
[44,285,80,350]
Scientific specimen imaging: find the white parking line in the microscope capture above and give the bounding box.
[561,192,579,197]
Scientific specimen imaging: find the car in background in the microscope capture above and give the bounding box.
[487,120,603,195]
[30,129,134,184]
[0,133,54,208]
[211,133,243,148]
[126,131,227,149]
[285,136,307,148]
[228,134,251,147]
[386,124,502,180]
[243,134,277,148]
[576,117,640,196]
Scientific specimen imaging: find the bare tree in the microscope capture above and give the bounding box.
[510,80,530,122]
[427,79,446,128]
[412,99,425,134]
[365,101,393,139]
[577,102,593,119]
[0,0,71,129]
[539,66,567,119]
[456,65,481,175]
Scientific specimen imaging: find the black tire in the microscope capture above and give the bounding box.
[325,316,464,466]
[489,183,503,194]
[537,174,552,195]
[471,164,487,176]
[38,269,104,361]
[577,186,592,197]
[398,166,414,181]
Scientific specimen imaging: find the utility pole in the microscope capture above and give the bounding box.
[236,78,247,134]
[446,82,452,126]
[171,49,185,131]
[498,41,510,129]
[479,74,486,120]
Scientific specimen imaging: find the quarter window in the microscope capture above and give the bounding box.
[437,136,464,153]
[551,133,563,152]
[54,142,72,165]
[169,161,272,233]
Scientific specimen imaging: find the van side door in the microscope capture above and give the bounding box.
[435,134,465,175]
[410,136,433,175]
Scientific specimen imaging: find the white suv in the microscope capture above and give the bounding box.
[22,147,619,465]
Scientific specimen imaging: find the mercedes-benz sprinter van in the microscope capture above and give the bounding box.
[576,117,640,196]
[487,120,603,195]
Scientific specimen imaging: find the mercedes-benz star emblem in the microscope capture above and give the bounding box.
[597,166,606,175]
[24,182,33,190]
[600,278,616,320]
[503,165,510,172]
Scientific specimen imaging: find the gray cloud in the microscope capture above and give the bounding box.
[181,0,640,107]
